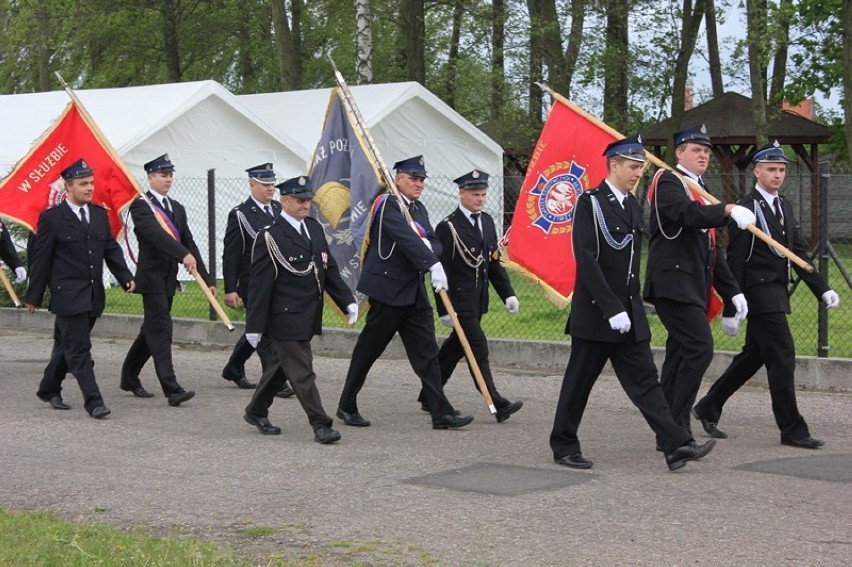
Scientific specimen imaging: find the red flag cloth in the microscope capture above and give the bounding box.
[0,101,140,237]
[506,100,617,306]
[646,169,723,322]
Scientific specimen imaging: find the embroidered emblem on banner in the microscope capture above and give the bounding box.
[526,160,589,235]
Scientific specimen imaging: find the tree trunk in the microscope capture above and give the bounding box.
[527,0,544,126]
[443,0,464,109]
[400,0,425,84]
[843,0,852,162]
[602,0,628,131]
[669,0,706,162]
[33,0,51,91]
[768,0,792,111]
[160,0,182,82]
[747,0,768,146]
[490,0,505,118]
[563,0,585,99]
[354,0,373,84]
[270,0,302,90]
[705,0,724,97]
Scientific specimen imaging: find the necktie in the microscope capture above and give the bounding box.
[409,201,419,214]
[265,205,274,219]
[773,197,784,227]
[163,197,173,218]
[470,212,479,227]
[299,222,310,242]
[698,177,708,190]
[79,208,89,230]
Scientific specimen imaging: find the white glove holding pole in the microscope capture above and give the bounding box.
[429,262,448,292]
[722,317,740,337]
[822,290,840,309]
[730,205,756,230]
[608,311,631,334]
[246,333,261,348]
[346,303,358,325]
[731,293,748,321]
[440,314,452,327]
[505,296,519,315]
[14,266,26,283]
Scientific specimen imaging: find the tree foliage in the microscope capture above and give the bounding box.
[0,0,845,164]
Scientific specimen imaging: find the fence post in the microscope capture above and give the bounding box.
[207,169,217,322]
[817,161,830,357]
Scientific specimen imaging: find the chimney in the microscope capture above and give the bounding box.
[685,80,694,111]
[783,98,815,119]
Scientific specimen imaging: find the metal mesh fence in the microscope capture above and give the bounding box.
[2,167,850,358]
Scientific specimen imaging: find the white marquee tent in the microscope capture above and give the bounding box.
[239,82,505,225]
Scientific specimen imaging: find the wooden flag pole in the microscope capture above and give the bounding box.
[329,58,496,414]
[536,83,814,274]
[54,73,234,330]
[0,266,21,306]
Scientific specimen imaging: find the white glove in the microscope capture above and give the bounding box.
[13,266,26,283]
[505,296,519,315]
[440,314,452,327]
[608,311,631,334]
[722,317,740,337]
[346,303,358,325]
[730,205,756,230]
[245,333,261,348]
[429,262,448,292]
[731,293,748,321]
[822,290,840,309]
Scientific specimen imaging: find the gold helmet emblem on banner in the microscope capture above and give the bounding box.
[314,181,350,229]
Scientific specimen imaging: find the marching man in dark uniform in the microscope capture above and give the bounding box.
[693,141,840,448]
[419,169,523,423]
[644,125,755,438]
[242,176,357,444]
[549,137,716,471]
[220,163,281,390]
[1,219,26,284]
[25,159,135,418]
[337,156,473,430]
[120,154,216,406]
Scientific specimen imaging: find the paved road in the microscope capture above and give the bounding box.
[1,328,851,565]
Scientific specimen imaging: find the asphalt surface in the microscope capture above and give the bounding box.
[1,327,851,565]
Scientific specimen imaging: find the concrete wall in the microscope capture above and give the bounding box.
[2,308,850,393]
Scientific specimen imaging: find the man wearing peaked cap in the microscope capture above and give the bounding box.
[25,158,135,419]
[549,137,715,471]
[337,155,474,430]
[220,162,282,391]
[643,124,756,442]
[241,175,357,444]
[417,169,523,423]
[694,141,839,449]
[120,153,216,406]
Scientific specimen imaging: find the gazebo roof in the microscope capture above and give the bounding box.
[639,92,832,146]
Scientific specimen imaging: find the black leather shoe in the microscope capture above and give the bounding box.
[314,425,341,444]
[554,453,593,469]
[127,386,154,398]
[782,436,824,449]
[336,408,371,427]
[233,377,257,389]
[243,413,281,435]
[496,400,524,423]
[90,406,111,419]
[666,440,716,471]
[692,407,727,438]
[168,389,195,407]
[42,396,71,410]
[432,414,474,429]
[276,384,295,398]
[221,367,244,382]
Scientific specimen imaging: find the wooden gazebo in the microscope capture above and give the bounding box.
[639,92,832,239]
